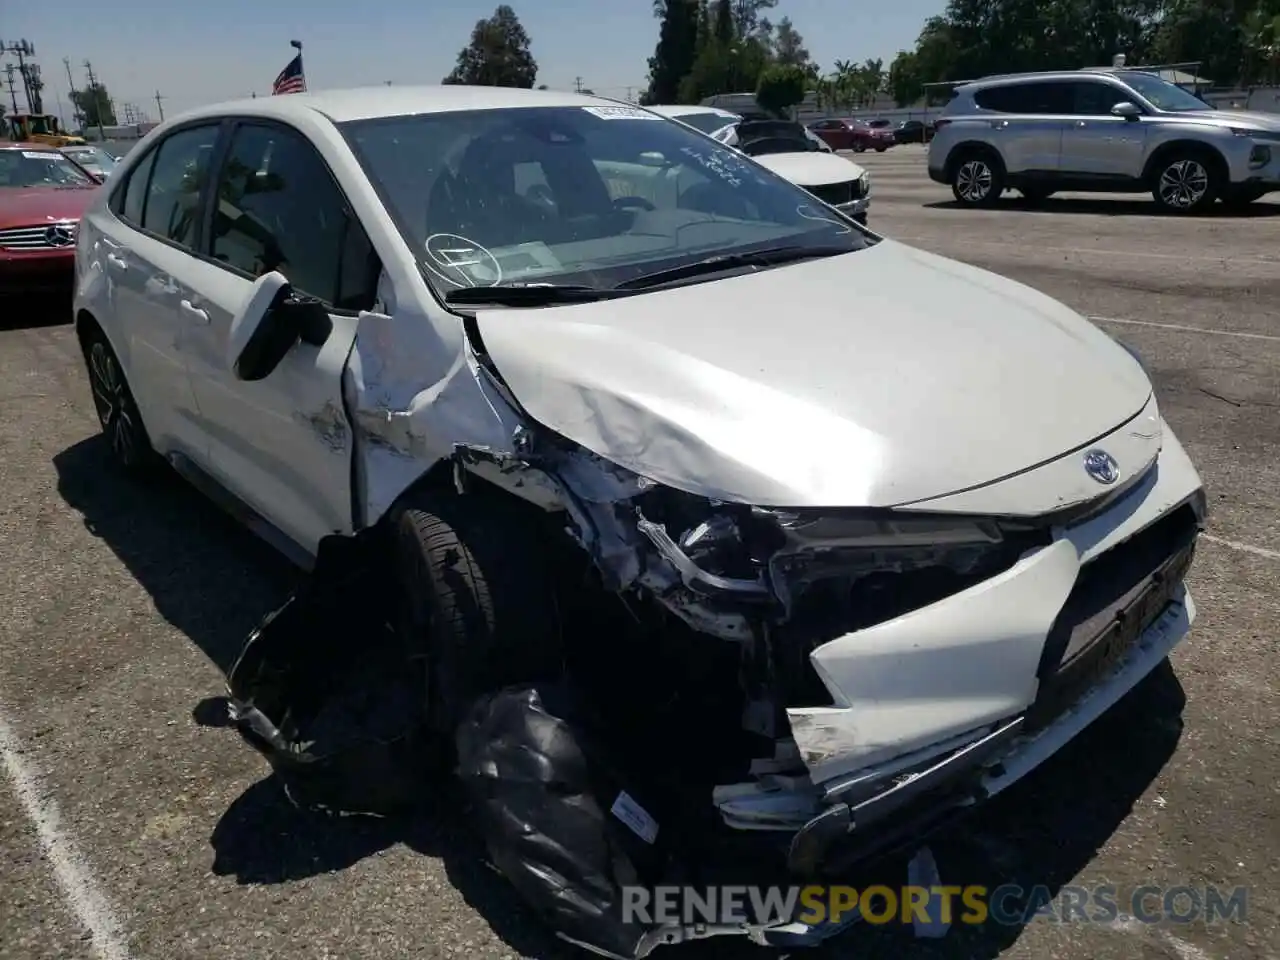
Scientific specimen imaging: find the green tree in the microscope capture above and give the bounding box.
[887,50,923,106]
[70,84,116,128]
[732,0,778,36]
[713,0,736,44]
[756,62,808,116]
[645,0,701,104]
[443,5,538,87]
[772,17,812,68]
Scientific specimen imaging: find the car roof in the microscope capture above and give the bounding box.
[957,68,1143,91]
[646,104,739,119]
[159,84,635,127]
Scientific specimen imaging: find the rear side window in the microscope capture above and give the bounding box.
[117,149,156,225]
[974,82,1072,114]
[141,125,221,249]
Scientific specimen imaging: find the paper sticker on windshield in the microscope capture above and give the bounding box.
[22,151,62,160]
[581,105,661,121]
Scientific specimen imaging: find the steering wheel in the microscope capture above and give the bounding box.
[613,195,656,211]
[525,183,557,210]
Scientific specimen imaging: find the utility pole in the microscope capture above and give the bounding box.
[83,60,107,141]
[63,57,83,129]
[154,90,165,121]
[574,76,583,94]
[3,64,19,116]
[1,39,37,112]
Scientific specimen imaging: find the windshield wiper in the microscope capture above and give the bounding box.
[614,244,855,291]
[444,283,619,306]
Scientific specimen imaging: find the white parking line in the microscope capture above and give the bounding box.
[1203,534,1280,561]
[1087,316,1280,343]
[0,709,133,960]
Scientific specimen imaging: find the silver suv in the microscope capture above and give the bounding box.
[927,68,1280,213]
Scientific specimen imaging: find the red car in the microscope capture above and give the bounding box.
[0,142,99,295]
[807,119,895,153]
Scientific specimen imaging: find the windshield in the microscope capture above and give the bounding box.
[341,105,868,296]
[62,146,115,173]
[1117,71,1211,112]
[0,148,96,187]
[675,111,739,134]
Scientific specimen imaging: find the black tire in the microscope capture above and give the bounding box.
[875,146,887,152]
[853,144,866,153]
[950,150,1005,207]
[1150,149,1222,214]
[392,490,564,739]
[80,324,159,475]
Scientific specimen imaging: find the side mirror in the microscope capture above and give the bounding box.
[1111,101,1141,120]
[226,271,332,381]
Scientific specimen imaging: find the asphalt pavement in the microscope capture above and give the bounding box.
[1,145,1277,960]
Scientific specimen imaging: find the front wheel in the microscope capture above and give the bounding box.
[1151,153,1221,214]
[392,490,564,743]
[951,153,1005,206]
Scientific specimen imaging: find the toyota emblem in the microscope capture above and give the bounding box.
[45,223,75,248]
[1083,449,1120,485]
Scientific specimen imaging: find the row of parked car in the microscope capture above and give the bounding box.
[806,117,936,152]
[0,142,120,295]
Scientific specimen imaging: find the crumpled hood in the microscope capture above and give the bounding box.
[474,239,1152,508]
[750,151,867,188]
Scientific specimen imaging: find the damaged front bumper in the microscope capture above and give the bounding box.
[631,578,1195,956]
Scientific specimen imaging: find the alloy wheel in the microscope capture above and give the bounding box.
[88,341,139,464]
[1158,159,1209,209]
[956,160,993,202]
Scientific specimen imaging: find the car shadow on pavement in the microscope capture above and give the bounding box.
[925,197,1280,218]
[53,433,1187,960]
[53,434,301,672]
[1,290,75,330]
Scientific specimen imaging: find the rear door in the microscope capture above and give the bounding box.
[94,121,225,462]
[973,81,1072,173]
[179,118,382,557]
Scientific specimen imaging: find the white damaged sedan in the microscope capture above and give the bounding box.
[73,85,1203,951]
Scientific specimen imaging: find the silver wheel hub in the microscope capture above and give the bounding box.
[1158,159,1209,209]
[956,160,993,202]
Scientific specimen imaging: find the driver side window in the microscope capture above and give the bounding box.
[211,122,379,311]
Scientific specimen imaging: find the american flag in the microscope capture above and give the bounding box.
[272,42,306,95]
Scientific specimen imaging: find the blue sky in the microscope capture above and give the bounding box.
[5,0,943,123]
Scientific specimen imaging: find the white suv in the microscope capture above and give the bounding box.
[927,68,1280,212]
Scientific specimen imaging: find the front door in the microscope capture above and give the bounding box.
[180,119,383,558]
[1057,80,1149,179]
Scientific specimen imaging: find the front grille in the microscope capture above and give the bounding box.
[1025,503,1200,730]
[0,221,78,251]
[806,180,860,206]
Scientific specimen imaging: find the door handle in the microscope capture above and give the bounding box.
[1076,120,1088,127]
[179,299,210,323]
[992,120,1009,129]
[106,253,127,270]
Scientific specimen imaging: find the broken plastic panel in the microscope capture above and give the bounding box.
[225,533,431,817]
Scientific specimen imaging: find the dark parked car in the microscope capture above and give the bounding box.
[807,119,895,153]
[894,119,936,144]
